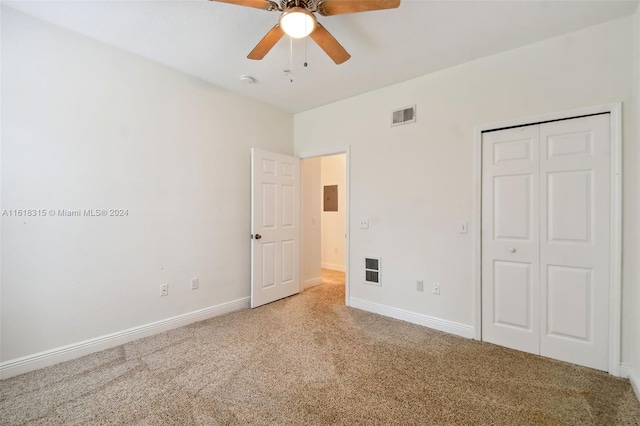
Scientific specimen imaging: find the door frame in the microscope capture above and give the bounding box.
[298,146,351,306]
[472,103,622,376]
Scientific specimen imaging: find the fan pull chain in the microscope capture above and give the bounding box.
[304,36,308,68]
[288,37,294,82]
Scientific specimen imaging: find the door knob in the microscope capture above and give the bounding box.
[254,234,262,240]
[509,247,516,253]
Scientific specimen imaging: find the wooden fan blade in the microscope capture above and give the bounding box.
[208,0,277,11]
[309,23,351,65]
[318,0,400,16]
[247,24,285,60]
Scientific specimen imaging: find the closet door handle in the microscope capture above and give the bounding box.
[254,234,262,240]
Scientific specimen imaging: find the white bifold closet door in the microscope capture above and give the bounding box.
[481,114,610,371]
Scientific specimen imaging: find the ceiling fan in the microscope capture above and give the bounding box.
[209,0,401,64]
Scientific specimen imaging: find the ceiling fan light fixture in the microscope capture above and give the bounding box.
[279,7,316,38]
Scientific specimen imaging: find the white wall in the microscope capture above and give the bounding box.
[631,4,640,397]
[321,154,346,272]
[301,157,322,288]
[1,8,293,364]
[295,17,637,363]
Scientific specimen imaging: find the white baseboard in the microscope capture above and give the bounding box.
[0,297,250,379]
[349,297,475,339]
[303,277,323,290]
[322,263,345,272]
[630,370,640,403]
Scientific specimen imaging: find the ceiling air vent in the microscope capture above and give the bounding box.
[391,105,416,127]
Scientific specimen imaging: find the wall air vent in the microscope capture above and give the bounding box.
[391,105,416,127]
[364,257,381,286]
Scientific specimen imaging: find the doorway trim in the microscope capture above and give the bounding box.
[472,103,622,376]
[298,146,351,306]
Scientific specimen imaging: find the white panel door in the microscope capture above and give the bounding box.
[482,114,611,371]
[482,125,540,355]
[251,148,300,308]
[539,115,610,370]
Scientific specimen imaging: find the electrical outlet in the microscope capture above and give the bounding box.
[459,221,468,234]
[433,283,440,295]
[416,280,424,292]
[191,277,199,290]
[359,218,369,229]
[160,284,169,297]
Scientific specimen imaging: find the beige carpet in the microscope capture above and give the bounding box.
[2,269,640,425]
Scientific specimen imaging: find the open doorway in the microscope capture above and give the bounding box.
[300,151,349,304]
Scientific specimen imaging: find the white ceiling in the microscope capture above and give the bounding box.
[4,0,638,113]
